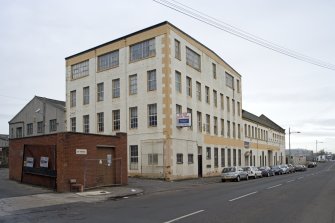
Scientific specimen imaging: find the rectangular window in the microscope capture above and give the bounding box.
[233,149,237,166]
[27,123,33,135]
[70,118,76,132]
[225,72,234,89]
[97,50,119,71]
[205,86,210,104]
[221,119,224,136]
[16,127,22,138]
[71,60,89,80]
[187,108,193,130]
[148,104,157,127]
[70,90,76,107]
[237,102,241,116]
[220,93,224,110]
[188,154,194,164]
[175,71,182,93]
[197,111,202,132]
[147,69,157,91]
[206,147,211,160]
[227,120,230,138]
[245,124,248,137]
[112,79,120,98]
[177,153,183,164]
[196,82,201,101]
[97,112,104,132]
[212,63,216,79]
[233,122,236,138]
[236,79,241,93]
[226,96,230,112]
[232,99,235,116]
[129,107,138,129]
[83,115,89,133]
[221,148,225,167]
[238,124,241,139]
[213,116,218,135]
[130,38,155,62]
[37,121,43,133]
[83,86,89,105]
[175,39,181,60]
[130,145,138,170]
[186,47,201,71]
[186,76,192,97]
[113,110,120,131]
[49,119,57,132]
[148,153,158,165]
[227,149,231,167]
[176,104,182,114]
[238,149,242,166]
[129,74,137,95]
[97,83,104,102]
[206,114,210,134]
[214,148,218,168]
[213,90,217,107]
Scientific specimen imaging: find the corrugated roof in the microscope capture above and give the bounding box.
[242,110,285,133]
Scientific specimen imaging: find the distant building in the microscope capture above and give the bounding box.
[0,134,9,167]
[8,96,65,139]
[286,148,313,165]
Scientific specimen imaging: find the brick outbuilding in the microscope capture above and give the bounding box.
[9,132,127,192]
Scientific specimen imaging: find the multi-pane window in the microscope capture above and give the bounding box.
[97,83,104,102]
[187,108,193,130]
[197,111,202,132]
[238,124,241,139]
[113,110,120,131]
[129,107,138,129]
[186,47,201,71]
[83,87,89,105]
[70,90,76,107]
[37,121,43,133]
[221,119,224,136]
[70,117,76,132]
[147,70,157,91]
[188,154,194,164]
[225,72,234,89]
[212,63,216,79]
[71,60,89,80]
[196,82,201,101]
[221,148,225,167]
[233,122,236,138]
[236,79,241,93]
[220,94,224,110]
[213,117,218,135]
[232,99,235,116]
[175,71,182,93]
[206,147,211,159]
[226,96,230,112]
[214,148,218,168]
[175,39,181,60]
[130,38,155,62]
[83,115,89,133]
[206,114,210,134]
[176,104,182,114]
[148,104,157,127]
[227,120,231,137]
[130,145,139,170]
[112,79,120,98]
[148,153,158,165]
[16,127,22,138]
[27,123,33,135]
[129,74,137,95]
[186,76,192,97]
[49,119,57,132]
[97,112,104,132]
[97,50,119,71]
[205,86,210,104]
[177,153,183,164]
[213,90,217,107]
[237,102,241,116]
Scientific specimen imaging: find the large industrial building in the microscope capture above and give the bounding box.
[65,21,285,180]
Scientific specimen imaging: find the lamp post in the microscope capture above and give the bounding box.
[288,127,301,164]
[315,140,324,161]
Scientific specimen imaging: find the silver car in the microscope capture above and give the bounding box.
[221,166,249,182]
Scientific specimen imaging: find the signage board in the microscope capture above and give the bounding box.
[26,157,34,167]
[176,113,192,127]
[76,149,87,155]
[244,141,250,149]
[40,156,49,168]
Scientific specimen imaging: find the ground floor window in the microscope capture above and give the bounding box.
[188,154,194,164]
[148,153,158,165]
[214,148,218,167]
[177,153,183,164]
[221,148,225,167]
[130,145,138,170]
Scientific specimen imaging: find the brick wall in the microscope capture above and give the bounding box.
[9,132,127,192]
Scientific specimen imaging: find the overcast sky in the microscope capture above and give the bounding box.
[1,0,334,153]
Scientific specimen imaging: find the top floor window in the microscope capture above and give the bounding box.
[236,79,241,93]
[71,60,89,80]
[212,63,217,79]
[175,39,181,60]
[225,72,234,89]
[186,47,201,71]
[97,50,119,71]
[130,38,155,62]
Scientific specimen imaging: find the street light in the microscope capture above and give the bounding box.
[288,127,301,164]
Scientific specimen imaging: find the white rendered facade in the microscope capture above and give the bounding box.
[65,22,285,180]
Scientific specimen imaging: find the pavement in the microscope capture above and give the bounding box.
[0,168,220,217]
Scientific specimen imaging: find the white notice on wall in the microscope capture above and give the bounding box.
[76,149,87,155]
[26,157,34,167]
[40,156,49,168]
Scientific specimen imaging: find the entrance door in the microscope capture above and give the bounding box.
[198,155,203,177]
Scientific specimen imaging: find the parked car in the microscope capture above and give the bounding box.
[259,166,275,177]
[279,164,290,174]
[287,164,296,173]
[221,167,249,182]
[271,165,284,175]
[295,165,307,172]
[242,166,262,179]
[308,162,317,168]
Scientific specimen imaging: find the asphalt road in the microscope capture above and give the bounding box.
[1,162,335,223]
